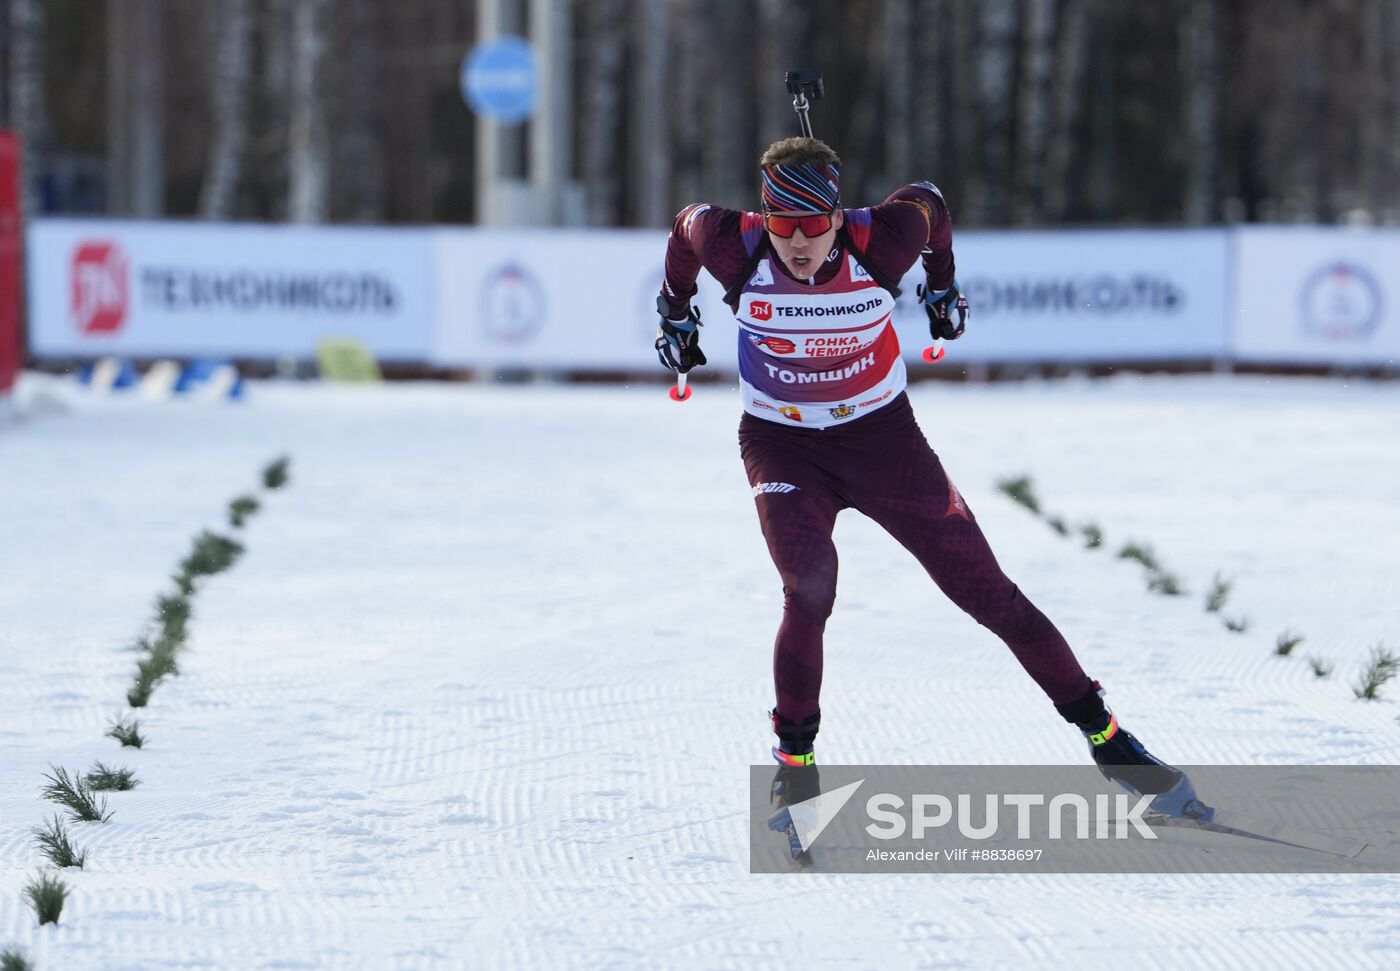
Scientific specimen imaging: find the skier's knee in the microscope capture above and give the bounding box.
[783,575,836,623]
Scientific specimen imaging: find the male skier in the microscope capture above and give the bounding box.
[655,137,1190,818]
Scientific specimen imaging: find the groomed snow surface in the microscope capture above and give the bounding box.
[2,372,1398,970]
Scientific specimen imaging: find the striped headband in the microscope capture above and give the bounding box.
[760,162,841,213]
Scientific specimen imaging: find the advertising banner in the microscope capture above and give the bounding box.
[27,219,435,360]
[1232,226,1400,366]
[432,227,734,370]
[433,227,1229,372]
[889,229,1230,364]
[0,130,20,394]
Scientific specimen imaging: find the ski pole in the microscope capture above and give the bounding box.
[922,338,945,364]
[669,371,691,402]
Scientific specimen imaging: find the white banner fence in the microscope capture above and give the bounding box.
[23,219,1400,370]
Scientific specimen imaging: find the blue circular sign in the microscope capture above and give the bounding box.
[461,37,536,125]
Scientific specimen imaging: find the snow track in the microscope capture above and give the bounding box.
[2,374,1398,969]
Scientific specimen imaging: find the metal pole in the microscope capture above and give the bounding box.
[474,0,522,225]
[529,0,571,225]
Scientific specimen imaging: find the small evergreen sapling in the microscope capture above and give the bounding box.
[1276,630,1304,657]
[1308,656,1331,678]
[107,715,144,749]
[1204,574,1232,613]
[40,766,113,823]
[1080,523,1103,549]
[31,815,87,869]
[24,872,69,926]
[996,476,1041,515]
[0,947,34,971]
[1046,516,1069,537]
[1117,542,1160,571]
[85,762,140,792]
[1223,616,1249,634]
[155,591,191,643]
[1146,570,1185,597]
[262,456,291,490]
[228,494,261,527]
[1353,645,1399,701]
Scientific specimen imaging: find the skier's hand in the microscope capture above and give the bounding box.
[654,296,707,373]
[919,280,969,341]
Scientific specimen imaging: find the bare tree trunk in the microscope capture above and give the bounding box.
[1388,2,1400,223]
[1358,0,1384,222]
[975,0,1018,224]
[1179,0,1219,224]
[1011,0,1053,225]
[8,0,46,215]
[582,0,626,225]
[912,0,947,182]
[629,0,669,226]
[705,0,747,209]
[1043,0,1090,221]
[884,0,914,186]
[672,0,706,208]
[199,0,252,219]
[756,0,795,153]
[288,0,330,222]
[330,0,382,222]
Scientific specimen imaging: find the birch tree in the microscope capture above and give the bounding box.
[582,0,626,225]
[1012,0,1055,225]
[1179,0,1219,224]
[199,0,253,219]
[7,0,46,215]
[288,0,330,222]
[1043,0,1091,221]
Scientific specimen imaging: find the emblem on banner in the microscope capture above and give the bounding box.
[1299,261,1382,341]
[482,263,546,344]
[71,241,130,335]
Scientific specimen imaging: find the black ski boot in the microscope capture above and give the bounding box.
[1057,684,1202,818]
[768,710,821,865]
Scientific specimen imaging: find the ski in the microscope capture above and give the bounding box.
[1144,804,1368,859]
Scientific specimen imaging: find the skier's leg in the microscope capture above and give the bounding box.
[740,422,845,759]
[847,416,1093,707]
[848,407,1192,808]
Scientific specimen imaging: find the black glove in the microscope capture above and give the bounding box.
[918,281,969,340]
[654,295,707,373]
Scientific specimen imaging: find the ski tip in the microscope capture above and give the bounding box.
[669,385,692,402]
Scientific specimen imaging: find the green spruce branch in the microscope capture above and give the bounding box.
[995,476,1041,516]
[31,814,87,869]
[1308,656,1332,678]
[24,871,69,926]
[40,766,112,823]
[1353,645,1399,701]
[1204,573,1232,613]
[176,531,245,588]
[155,591,191,643]
[1276,629,1304,657]
[1116,542,1160,572]
[262,456,291,490]
[106,715,144,749]
[127,632,181,708]
[84,762,140,792]
[0,946,34,971]
[1223,615,1249,634]
[1146,570,1185,597]
[229,494,261,528]
[1079,523,1103,549]
[1046,515,1069,537]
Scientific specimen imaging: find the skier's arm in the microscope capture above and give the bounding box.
[659,204,747,318]
[866,183,967,341]
[865,182,956,290]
